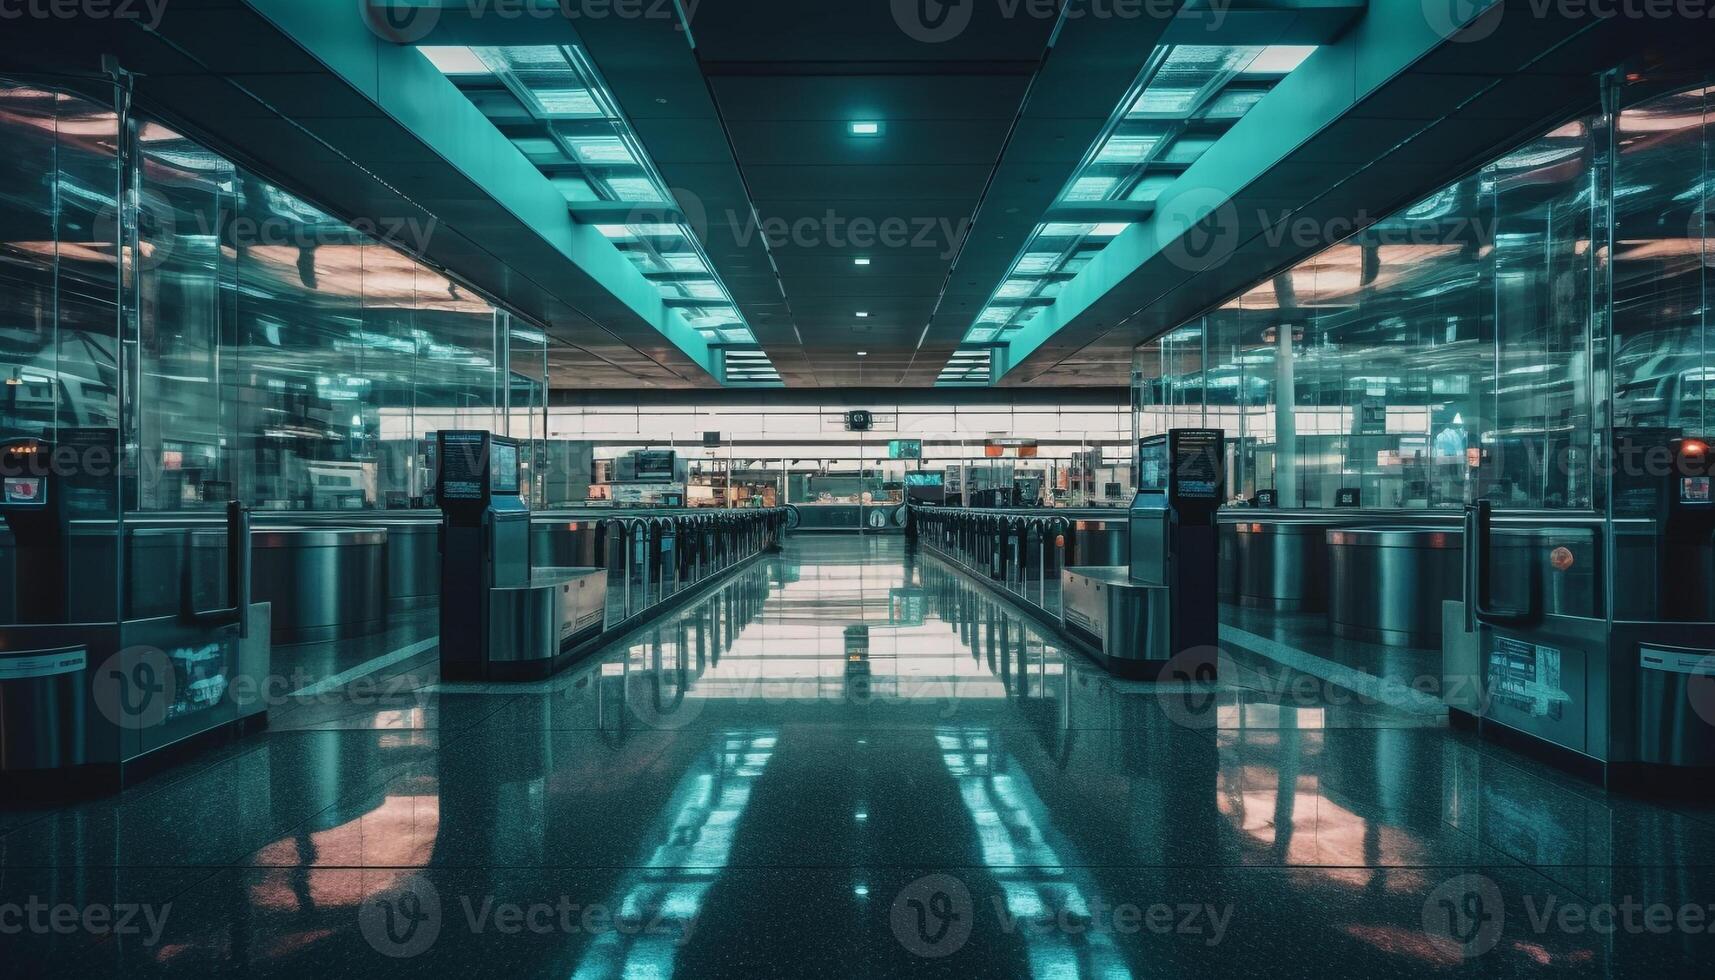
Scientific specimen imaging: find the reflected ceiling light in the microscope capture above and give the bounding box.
[419,46,489,75]
[857,351,869,356]
[855,311,870,317]
[849,121,883,136]
[854,257,871,266]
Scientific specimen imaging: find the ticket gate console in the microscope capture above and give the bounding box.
[438,430,606,681]
[1060,428,1224,679]
[0,434,268,793]
[1456,429,1715,790]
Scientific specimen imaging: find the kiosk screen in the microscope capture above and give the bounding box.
[491,440,520,495]
[439,432,486,502]
[1138,437,1167,492]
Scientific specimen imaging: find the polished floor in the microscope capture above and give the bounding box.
[6,537,1715,976]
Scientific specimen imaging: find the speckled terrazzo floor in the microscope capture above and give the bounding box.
[6,536,1715,977]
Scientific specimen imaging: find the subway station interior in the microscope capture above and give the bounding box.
[6,1,1715,976]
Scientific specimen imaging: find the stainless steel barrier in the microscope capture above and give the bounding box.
[1326,526,1464,647]
[1066,516,1129,568]
[1229,516,1359,612]
[251,526,387,644]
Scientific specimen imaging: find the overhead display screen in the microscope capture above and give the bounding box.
[904,472,943,487]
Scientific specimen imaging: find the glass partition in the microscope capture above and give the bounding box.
[1134,89,1604,511]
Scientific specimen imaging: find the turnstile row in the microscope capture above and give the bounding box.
[533,509,788,630]
[0,509,787,646]
[910,506,1129,617]
[915,506,1486,650]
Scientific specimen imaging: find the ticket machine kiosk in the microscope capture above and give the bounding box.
[1060,428,1223,679]
[438,431,529,680]
[438,431,606,681]
[1129,429,1224,673]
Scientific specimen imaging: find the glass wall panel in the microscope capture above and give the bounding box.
[1135,96,1603,511]
[0,81,123,625]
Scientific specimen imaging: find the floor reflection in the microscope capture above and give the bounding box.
[7,536,1715,976]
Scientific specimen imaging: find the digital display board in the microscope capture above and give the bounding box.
[1172,429,1222,500]
[438,431,487,502]
[1137,436,1167,492]
[490,440,520,495]
[1682,476,1711,505]
[888,439,922,460]
[904,472,943,487]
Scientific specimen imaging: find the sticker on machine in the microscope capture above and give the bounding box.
[0,648,87,680]
[1486,637,1570,720]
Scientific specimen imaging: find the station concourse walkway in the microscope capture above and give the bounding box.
[5,537,1715,977]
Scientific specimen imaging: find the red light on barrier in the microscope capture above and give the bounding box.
[1682,439,1708,457]
[1550,546,1575,571]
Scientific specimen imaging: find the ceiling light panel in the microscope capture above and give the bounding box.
[955,38,1318,354]
[425,43,780,383]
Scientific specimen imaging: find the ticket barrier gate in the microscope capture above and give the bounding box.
[0,436,268,792]
[438,431,605,681]
[1450,431,1715,790]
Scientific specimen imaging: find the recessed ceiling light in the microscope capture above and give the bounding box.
[857,351,868,356]
[853,257,871,266]
[849,121,883,136]
[855,311,869,318]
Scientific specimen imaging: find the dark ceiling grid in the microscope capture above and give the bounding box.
[670,0,1063,388]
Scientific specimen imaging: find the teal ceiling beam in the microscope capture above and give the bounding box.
[243,0,718,380]
[996,1,1461,377]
